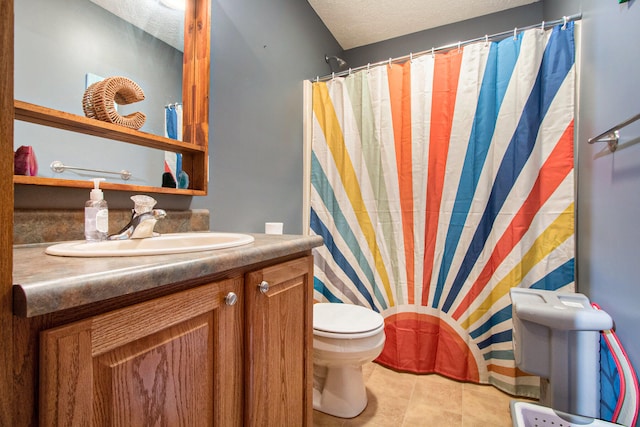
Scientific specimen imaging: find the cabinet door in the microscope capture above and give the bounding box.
[245,255,313,427]
[40,278,244,427]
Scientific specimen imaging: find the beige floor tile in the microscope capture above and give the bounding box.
[462,382,514,426]
[404,397,462,427]
[362,361,376,382]
[365,364,417,402]
[313,362,517,427]
[411,374,464,414]
[343,389,407,426]
[313,409,346,427]
[462,413,513,427]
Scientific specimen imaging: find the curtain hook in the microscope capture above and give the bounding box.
[410,52,413,63]
[485,34,489,47]
[388,57,392,66]
[562,16,568,30]
[367,63,370,73]
[457,41,461,52]
[513,27,518,40]
[315,76,319,83]
[332,72,335,80]
[348,67,352,75]
[431,47,435,58]
[540,21,545,32]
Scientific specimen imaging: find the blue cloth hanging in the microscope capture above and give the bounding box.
[165,106,178,140]
[164,105,184,187]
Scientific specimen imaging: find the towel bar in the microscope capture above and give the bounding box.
[50,160,131,180]
[588,113,640,152]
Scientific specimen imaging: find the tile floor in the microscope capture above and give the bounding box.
[313,362,533,427]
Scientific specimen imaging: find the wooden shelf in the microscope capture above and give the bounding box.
[14,100,206,154]
[13,175,206,196]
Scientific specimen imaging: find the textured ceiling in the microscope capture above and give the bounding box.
[308,0,540,50]
[90,0,184,52]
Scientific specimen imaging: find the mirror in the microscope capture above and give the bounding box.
[13,0,209,192]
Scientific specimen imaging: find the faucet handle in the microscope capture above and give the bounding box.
[130,195,157,215]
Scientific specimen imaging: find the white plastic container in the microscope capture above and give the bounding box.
[511,401,620,427]
[510,288,613,418]
[85,178,108,241]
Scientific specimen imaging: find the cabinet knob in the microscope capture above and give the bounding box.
[225,292,238,306]
[258,280,270,294]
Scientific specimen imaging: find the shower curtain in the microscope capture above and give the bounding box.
[309,22,577,397]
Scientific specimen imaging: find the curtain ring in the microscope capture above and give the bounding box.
[513,27,518,40]
[562,16,568,30]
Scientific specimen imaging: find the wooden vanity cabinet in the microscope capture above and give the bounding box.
[245,255,314,427]
[37,254,314,426]
[39,277,244,427]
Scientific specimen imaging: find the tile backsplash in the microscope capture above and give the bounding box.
[14,209,210,244]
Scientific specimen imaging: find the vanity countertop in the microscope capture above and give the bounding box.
[13,233,323,318]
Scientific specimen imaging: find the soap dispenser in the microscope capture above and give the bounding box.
[85,178,109,241]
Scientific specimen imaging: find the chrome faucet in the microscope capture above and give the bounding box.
[109,195,166,240]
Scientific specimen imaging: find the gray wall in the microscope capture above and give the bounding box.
[192,0,341,233]
[544,1,640,411]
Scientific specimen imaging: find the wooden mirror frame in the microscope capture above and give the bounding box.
[12,0,210,196]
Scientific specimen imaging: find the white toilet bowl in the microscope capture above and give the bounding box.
[312,303,386,418]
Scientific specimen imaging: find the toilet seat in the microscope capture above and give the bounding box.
[313,303,384,339]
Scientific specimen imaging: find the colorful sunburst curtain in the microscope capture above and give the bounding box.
[309,22,577,397]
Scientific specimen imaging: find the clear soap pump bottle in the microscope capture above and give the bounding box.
[85,178,109,241]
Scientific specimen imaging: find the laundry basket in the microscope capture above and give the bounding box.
[511,401,620,427]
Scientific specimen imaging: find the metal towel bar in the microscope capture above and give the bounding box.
[50,160,132,180]
[588,113,640,152]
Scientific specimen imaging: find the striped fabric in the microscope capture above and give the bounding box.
[310,22,576,397]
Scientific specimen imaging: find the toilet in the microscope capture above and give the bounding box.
[312,302,386,418]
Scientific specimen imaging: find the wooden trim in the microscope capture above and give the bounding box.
[0,0,13,424]
[182,0,210,149]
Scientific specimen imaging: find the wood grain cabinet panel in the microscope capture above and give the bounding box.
[40,277,243,427]
[37,254,313,426]
[245,255,314,427]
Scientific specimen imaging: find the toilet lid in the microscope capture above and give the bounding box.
[313,303,384,334]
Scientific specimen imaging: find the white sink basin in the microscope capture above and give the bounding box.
[45,232,255,257]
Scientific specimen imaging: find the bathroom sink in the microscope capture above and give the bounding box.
[45,232,255,257]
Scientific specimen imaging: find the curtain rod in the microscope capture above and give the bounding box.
[314,12,582,82]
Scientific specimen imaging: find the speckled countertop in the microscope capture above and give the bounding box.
[13,233,323,318]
